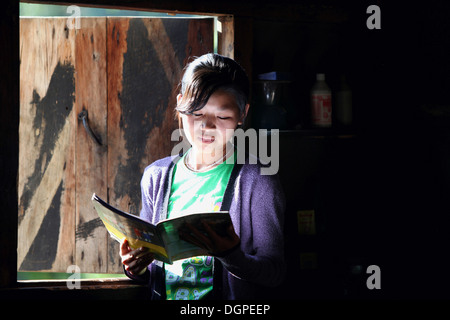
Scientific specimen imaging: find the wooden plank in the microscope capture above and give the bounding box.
[233,16,253,79]
[218,16,234,58]
[18,18,76,272]
[185,18,214,64]
[233,16,253,125]
[0,0,19,287]
[44,0,350,23]
[107,17,182,272]
[106,17,213,272]
[74,18,108,274]
[18,16,214,274]
[106,17,130,273]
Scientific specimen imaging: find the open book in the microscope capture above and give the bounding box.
[92,193,232,264]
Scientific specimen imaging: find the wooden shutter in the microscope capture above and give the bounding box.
[18,17,214,273]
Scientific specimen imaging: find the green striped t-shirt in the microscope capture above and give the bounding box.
[165,150,235,300]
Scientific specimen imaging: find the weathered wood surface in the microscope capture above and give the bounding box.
[19,18,77,272]
[19,17,213,273]
[74,18,109,273]
[0,0,19,288]
[218,16,234,59]
[106,17,213,272]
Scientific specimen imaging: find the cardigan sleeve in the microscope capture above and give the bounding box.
[122,157,174,297]
[122,164,155,282]
[217,166,286,287]
[139,164,155,223]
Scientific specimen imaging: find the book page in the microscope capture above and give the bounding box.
[92,194,170,263]
[158,211,232,263]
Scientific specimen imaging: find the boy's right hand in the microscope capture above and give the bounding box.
[120,239,154,276]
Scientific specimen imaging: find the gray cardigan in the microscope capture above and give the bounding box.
[125,154,286,300]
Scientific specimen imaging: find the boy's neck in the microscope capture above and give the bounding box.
[188,145,233,171]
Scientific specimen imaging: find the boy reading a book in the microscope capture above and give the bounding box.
[120,53,286,300]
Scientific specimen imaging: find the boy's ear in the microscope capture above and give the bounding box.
[239,103,250,124]
[176,94,183,105]
[244,103,250,116]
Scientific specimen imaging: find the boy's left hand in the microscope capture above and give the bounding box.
[180,221,240,256]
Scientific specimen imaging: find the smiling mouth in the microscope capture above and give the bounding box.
[199,135,215,143]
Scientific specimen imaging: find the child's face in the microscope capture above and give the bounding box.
[178,90,247,157]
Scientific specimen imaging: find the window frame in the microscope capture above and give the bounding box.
[6,0,238,294]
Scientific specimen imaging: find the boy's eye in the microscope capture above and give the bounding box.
[192,113,202,117]
[218,116,231,120]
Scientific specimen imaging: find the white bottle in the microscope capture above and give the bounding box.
[311,73,332,127]
[336,75,353,126]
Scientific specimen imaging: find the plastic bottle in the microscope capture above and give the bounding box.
[336,75,353,126]
[311,73,332,127]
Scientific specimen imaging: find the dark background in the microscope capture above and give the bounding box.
[1,0,450,299]
[245,0,450,299]
[277,1,450,299]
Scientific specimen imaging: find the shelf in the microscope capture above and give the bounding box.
[259,128,356,138]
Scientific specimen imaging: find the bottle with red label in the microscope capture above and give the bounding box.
[311,73,332,127]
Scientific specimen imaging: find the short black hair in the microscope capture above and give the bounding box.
[176,53,249,115]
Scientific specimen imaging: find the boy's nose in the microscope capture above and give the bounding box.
[200,117,216,129]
